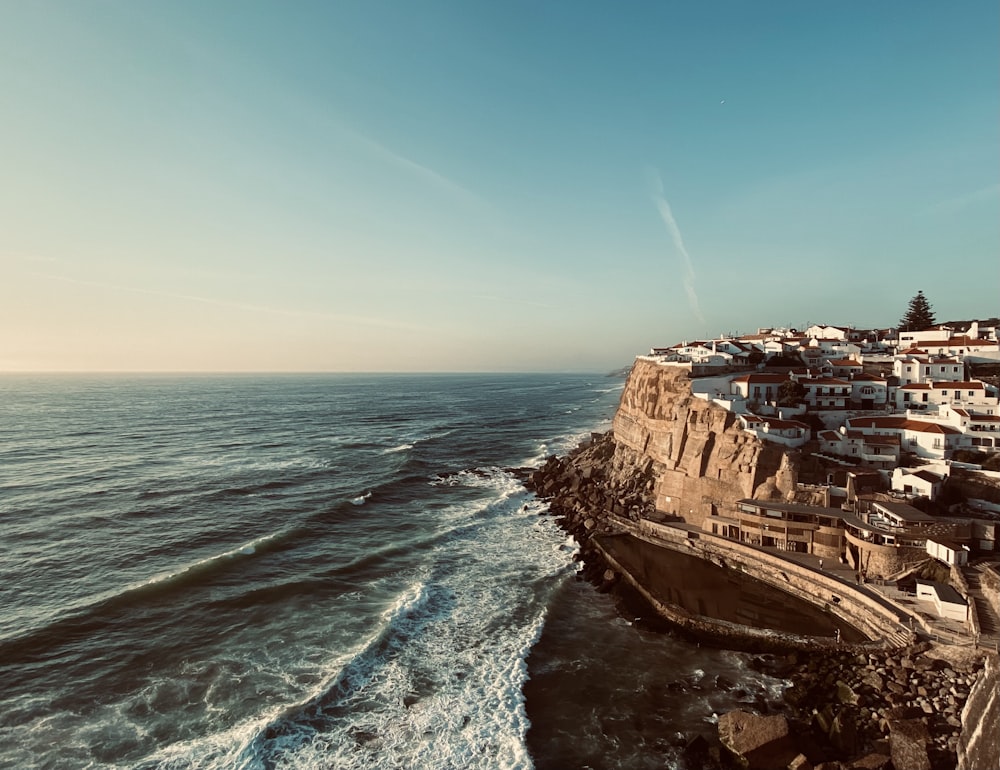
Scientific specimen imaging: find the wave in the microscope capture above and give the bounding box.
[0,530,292,664]
[351,491,372,506]
[381,443,414,455]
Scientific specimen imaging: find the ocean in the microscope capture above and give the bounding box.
[0,374,786,770]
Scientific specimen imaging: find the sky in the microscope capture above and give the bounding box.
[1,1,997,373]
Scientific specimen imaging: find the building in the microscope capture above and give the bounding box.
[739,414,810,447]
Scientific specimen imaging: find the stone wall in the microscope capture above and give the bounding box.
[957,653,1000,770]
[845,529,931,580]
[625,517,914,647]
[981,565,1000,621]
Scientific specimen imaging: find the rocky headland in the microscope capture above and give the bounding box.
[522,358,999,770]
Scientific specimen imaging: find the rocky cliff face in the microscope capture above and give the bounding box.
[611,358,804,529]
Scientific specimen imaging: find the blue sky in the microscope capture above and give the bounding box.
[1,1,997,372]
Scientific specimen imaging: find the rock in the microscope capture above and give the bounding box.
[888,718,931,770]
[788,753,813,770]
[836,681,859,705]
[861,671,883,691]
[829,710,858,756]
[718,710,797,770]
[681,733,711,766]
[848,753,890,770]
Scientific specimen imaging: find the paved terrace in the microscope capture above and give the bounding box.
[622,517,999,652]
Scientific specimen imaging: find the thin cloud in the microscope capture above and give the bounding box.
[646,168,706,324]
[31,271,435,333]
[471,293,557,310]
[336,121,496,216]
[927,183,1000,215]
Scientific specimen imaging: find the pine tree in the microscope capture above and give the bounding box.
[899,291,936,331]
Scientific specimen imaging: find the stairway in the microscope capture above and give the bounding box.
[963,565,1000,638]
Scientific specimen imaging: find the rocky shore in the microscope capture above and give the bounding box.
[523,432,992,770]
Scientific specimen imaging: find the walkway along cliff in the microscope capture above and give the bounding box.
[526,357,999,770]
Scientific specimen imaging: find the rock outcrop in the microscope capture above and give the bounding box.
[611,359,814,529]
[718,710,798,769]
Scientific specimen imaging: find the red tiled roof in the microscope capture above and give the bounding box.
[730,373,791,384]
[930,381,984,390]
[847,416,961,435]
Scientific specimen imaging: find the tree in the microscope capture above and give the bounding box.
[777,379,806,406]
[899,291,936,331]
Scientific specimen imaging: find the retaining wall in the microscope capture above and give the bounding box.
[616,516,915,647]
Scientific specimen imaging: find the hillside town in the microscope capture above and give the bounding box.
[636,301,1000,633]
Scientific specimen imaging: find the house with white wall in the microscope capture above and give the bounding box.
[824,358,863,379]
[846,416,964,460]
[849,373,889,409]
[893,354,966,385]
[800,377,852,409]
[896,381,994,411]
[730,373,790,404]
[803,324,850,340]
[739,414,810,447]
[915,580,968,621]
[819,429,900,468]
[891,466,948,500]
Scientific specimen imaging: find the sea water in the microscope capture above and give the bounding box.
[0,374,786,769]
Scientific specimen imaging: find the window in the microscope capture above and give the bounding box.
[953,367,959,373]
[969,391,975,397]
[941,390,948,396]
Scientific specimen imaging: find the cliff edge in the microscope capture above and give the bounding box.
[612,358,804,528]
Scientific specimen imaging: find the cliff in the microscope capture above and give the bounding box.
[611,358,804,528]
[526,358,998,770]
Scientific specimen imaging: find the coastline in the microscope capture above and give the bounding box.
[521,432,995,769]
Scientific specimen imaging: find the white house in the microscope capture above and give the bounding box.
[915,579,968,622]
[823,358,864,379]
[800,377,852,409]
[926,538,970,567]
[803,324,850,340]
[896,381,994,411]
[893,354,966,385]
[739,414,810,447]
[820,429,900,468]
[730,373,790,404]
[900,334,1000,359]
[892,466,947,500]
[847,416,964,460]
[849,373,889,409]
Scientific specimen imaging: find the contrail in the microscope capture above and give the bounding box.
[646,168,705,324]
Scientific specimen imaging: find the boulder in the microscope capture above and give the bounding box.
[718,710,798,770]
[887,718,931,770]
[829,710,858,756]
[848,753,890,770]
[835,681,859,705]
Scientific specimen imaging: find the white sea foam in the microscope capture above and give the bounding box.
[239,486,569,770]
[381,443,414,454]
[350,491,372,505]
